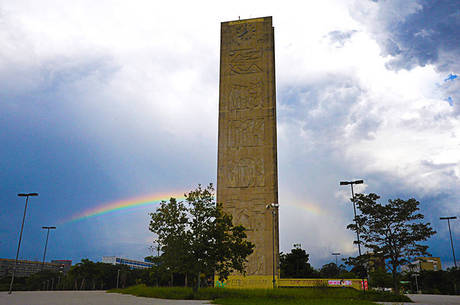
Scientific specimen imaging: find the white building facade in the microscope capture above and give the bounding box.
[102,256,155,270]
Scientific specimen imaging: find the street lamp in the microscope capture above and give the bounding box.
[332,252,341,277]
[9,192,39,294]
[41,226,56,270]
[266,203,279,289]
[340,180,367,289]
[340,180,364,257]
[332,252,341,267]
[440,216,457,268]
[412,273,420,294]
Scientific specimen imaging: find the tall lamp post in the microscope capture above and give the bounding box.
[266,203,279,289]
[440,216,457,268]
[9,192,39,294]
[332,252,341,267]
[332,252,341,277]
[340,180,367,289]
[41,226,56,270]
[340,180,364,257]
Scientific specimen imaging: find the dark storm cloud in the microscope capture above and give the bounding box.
[371,0,460,72]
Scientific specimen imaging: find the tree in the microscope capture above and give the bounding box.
[343,255,368,279]
[368,269,393,289]
[320,262,346,278]
[348,193,436,294]
[418,268,460,295]
[149,183,254,292]
[280,247,319,278]
[149,197,190,285]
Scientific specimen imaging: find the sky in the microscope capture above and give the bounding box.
[0,0,459,270]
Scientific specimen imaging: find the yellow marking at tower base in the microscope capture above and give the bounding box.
[215,275,367,290]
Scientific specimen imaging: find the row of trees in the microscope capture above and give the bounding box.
[3,256,456,294]
[280,192,452,295]
[0,259,149,291]
[280,246,355,279]
[148,185,442,294]
[280,245,459,294]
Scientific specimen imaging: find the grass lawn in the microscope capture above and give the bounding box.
[109,285,411,304]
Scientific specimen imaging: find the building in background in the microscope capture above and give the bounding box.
[0,258,71,277]
[401,257,442,273]
[367,252,386,273]
[51,259,72,273]
[102,256,154,270]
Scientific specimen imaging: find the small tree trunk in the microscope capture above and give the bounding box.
[392,269,399,294]
[80,278,85,290]
[193,272,200,293]
[185,272,188,287]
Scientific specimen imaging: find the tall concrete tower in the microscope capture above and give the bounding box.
[217,16,278,287]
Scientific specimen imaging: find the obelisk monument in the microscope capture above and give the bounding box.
[217,16,279,283]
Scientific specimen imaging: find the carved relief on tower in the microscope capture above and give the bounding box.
[250,211,266,232]
[226,48,263,76]
[235,209,266,232]
[229,48,262,62]
[223,199,267,233]
[227,63,263,76]
[228,118,264,147]
[246,233,267,275]
[228,80,263,111]
[226,47,263,76]
[247,252,265,275]
[232,22,257,46]
[224,157,265,188]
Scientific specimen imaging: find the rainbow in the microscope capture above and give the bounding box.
[60,191,186,224]
[287,201,324,215]
[60,191,325,225]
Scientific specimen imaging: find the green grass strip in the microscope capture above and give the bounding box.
[108,284,411,303]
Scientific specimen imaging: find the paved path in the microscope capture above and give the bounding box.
[378,294,460,305]
[0,291,211,305]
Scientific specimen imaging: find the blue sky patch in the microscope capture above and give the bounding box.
[444,73,458,82]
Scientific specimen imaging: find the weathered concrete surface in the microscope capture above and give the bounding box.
[0,291,210,305]
[217,16,279,279]
[377,293,460,305]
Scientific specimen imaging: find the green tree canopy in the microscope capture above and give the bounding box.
[280,246,319,278]
[348,193,436,293]
[149,183,254,292]
[320,262,346,278]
